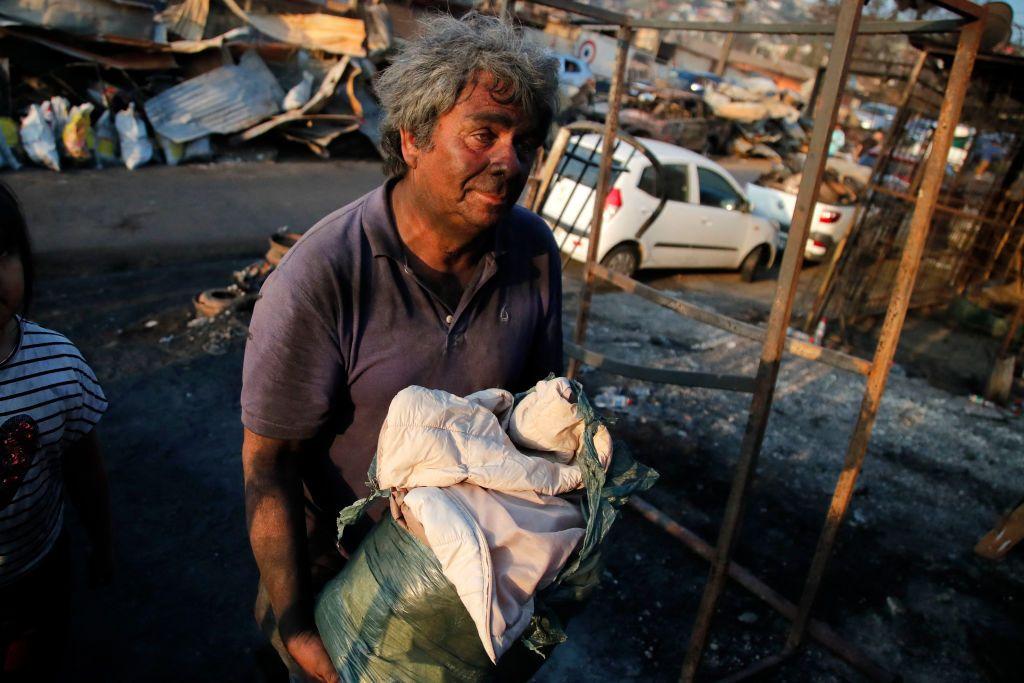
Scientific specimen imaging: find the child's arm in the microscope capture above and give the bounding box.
[64,431,113,585]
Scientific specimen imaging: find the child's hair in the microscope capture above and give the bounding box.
[0,182,33,313]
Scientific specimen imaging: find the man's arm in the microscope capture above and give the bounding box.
[63,430,113,585]
[242,428,338,683]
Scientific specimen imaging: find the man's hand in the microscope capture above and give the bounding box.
[285,630,339,683]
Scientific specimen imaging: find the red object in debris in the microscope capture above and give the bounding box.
[812,239,828,248]
[819,210,841,223]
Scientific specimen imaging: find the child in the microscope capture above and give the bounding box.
[0,183,112,681]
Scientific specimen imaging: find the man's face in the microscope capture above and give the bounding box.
[402,73,543,235]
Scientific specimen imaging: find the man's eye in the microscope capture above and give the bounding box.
[473,130,496,144]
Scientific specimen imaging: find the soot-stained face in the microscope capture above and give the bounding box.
[402,72,543,238]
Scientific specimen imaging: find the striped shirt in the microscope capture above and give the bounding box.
[0,317,107,586]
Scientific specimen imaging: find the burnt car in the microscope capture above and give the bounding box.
[613,87,732,156]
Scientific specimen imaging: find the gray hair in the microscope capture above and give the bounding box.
[375,12,559,178]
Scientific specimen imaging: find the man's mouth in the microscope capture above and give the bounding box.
[471,189,507,205]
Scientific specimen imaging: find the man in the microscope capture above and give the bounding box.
[240,13,562,682]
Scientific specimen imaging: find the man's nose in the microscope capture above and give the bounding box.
[489,138,522,176]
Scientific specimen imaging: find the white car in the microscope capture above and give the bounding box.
[745,182,857,262]
[539,134,779,280]
[555,54,595,90]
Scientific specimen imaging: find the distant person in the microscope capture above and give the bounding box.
[858,130,886,167]
[828,123,846,157]
[0,184,112,681]
[240,13,561,682]
[974,135,1003,178]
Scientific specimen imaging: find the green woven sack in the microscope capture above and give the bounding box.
[314,381,658,682]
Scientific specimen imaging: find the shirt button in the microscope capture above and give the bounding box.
[445,314,453,325]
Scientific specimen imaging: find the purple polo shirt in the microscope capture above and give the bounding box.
[241,181,563,542]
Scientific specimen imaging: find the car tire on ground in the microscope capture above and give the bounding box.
[194,288,240,318]
[739,245,769,283]
[600,243,640,277]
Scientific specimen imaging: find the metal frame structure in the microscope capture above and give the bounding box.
[521,0,988,679]
[805,46,1024,334]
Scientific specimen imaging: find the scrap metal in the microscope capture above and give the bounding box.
[524,0,991,679]
[144,50,285,144]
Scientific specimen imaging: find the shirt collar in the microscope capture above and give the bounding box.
[362,179,511,264]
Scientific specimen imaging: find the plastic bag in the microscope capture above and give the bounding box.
[282,71,314,111]
[316,516,493,682]
[94,110,118,167]
[0,117,20,152]
[44,97,70,142]
[183,136,212,162]
[317,381,658,680]
[0,117,21,170]
[62,103,95,162]
[115,104,152,170]
[20,105,60,171]
[157,134,184,166]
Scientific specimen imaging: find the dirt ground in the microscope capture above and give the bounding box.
[16,160,1024,681]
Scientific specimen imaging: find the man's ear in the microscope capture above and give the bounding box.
[399,129,420,171]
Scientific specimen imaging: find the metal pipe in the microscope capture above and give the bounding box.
[567,18,966,35]
[590,264,872,376]
[628,498,896,682]
[785,12,986,651]
[567,24,632,381]
[565,342,756,393]
[714,0,745,76]
[982,202,1024,281]
[679,2,865,679]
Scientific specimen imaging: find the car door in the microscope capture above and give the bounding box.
[686,166,752,267]
[635,162,706,269]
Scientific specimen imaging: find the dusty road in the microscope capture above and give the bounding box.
[8,159,384,270]
[12,159,1023,682]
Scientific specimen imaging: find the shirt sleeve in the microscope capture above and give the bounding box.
[241,252,346,441]
[66,352,108,442]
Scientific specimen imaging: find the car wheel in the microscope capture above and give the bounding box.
[739,245,768,283]
[601,244,640,277]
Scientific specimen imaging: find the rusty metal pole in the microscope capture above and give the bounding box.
[567,24,632,380]
[785,13,985,651]
[630,497,895,681]
[679,2,865,680]
[803,49,930,332]
[982,202,1023,281]
[714,0,745,76]
[527,126,571,212]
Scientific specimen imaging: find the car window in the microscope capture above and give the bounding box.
[556,148,625,189]
[564,59,581,73]
[697,167,742,209]
[638,164,689,202]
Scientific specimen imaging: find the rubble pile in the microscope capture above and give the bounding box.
[757,159,863,205]
[0,0,389,172]
[702,80,807,162]
[585,73,813,161]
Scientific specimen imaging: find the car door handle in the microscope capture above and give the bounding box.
[701,219,713,226]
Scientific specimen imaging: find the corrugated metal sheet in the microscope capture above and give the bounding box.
[0,0,156,41]
[144,50,284,144]
[221,0,366,56]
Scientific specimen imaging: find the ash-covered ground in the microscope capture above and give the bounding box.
[19,160,1022,682]
[35,256,1022,682]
